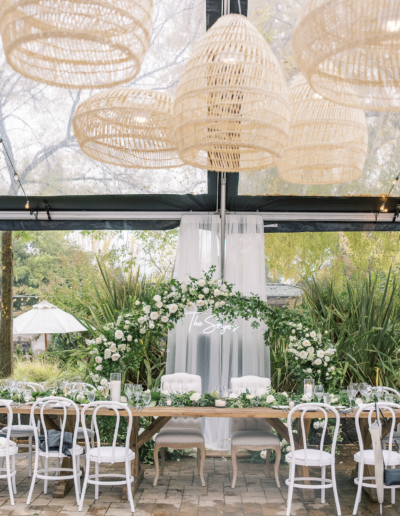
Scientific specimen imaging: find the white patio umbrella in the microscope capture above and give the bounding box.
[13,300,86,349]
[370,420,384,514]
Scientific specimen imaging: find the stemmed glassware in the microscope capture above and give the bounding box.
[124,383,134,405]
[143,390,151,407]
[347,385,354,409]
[315,385,324,403]
[86,390,96,403]
[23,389,32,404]
[134,384,143,408]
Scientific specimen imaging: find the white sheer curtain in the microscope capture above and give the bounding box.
[166,213,269,450]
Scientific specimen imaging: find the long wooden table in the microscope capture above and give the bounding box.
[3,405,399,503]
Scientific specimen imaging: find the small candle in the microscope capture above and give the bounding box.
[289,400,295,409]
[215,399,226,407]
[166,399,172,406]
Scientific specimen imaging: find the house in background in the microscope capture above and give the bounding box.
[266,284,302,308]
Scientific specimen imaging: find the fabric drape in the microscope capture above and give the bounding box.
[166,213,269,450]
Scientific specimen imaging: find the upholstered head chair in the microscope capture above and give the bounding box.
[153,372,205,486]
[229,375,280,488]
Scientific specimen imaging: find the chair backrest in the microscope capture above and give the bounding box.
[0,400,14,457]
[30,396,80,458]
[161,373,202,431]
[26,382,41,392]
[287,403,340,466]
[355,402,400,465]
[161,373,202,394]
[382,387,400,398]
[231,376,271,396]
[81,401,133,464]
[231,417,270,433]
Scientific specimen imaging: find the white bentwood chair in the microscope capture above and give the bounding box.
[153,373,205,487]
[230,376,280,489]
[79,401,135,513]
[285,403,341,516]
[0,401,18,505]
[353,402,400,515]
[380,389,400,450]
[27,397,83,506]
[0,382,42,477]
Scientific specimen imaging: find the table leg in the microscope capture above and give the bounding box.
[53,415,78,498]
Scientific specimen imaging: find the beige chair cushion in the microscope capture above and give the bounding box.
[155,429,204,444]
[231,430,280,447]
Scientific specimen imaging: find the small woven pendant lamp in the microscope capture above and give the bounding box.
[0,0,153,89]
[73,88,184,168]
[278,74,368,184]
[293,0,400,111]
[173,14,290,173]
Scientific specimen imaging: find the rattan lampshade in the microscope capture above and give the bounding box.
[173,14,290,173]
[73,88,184,168]
[278,74,368,185]
[0,0,153,89]
[293,0,400,111]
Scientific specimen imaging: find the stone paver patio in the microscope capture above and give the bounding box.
[0,445,398,516]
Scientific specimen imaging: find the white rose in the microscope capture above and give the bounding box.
[140,328,146,334]
[95,365,103,371]
[161,316,169,323]
[297,323,302,329]
[307,347,314,354]
[109,343,117,352]
[153,295,161,303]
[286,446,291,452]
[198,294,204,299]
[135,300,140,306]
[331,366,335,371]
[143,305,150,314]
[266,395,275,403]
[313,422,320,429]
[302,394,310,402]
[310,331,317,338]
[150,312,159,320]
[209,300,214,305]
[229,392,239,399]
[96,337,102,345]
[127,335,132,342]
[281,392,289,398]
[115,330,124,340]
[156,302,163,308]
[168,304,178,313]
[307,368,312,374]
[280,439,287,447]
[203,287,209,294]
[190,393,201,402]
[104,349,111,359]
[95,356,102,364]
[260,450,267,460]
[355,398,362,406]
[161,390,169,395]
[314,358,322,366]
[197,279,206,287]
[303,340,310,347]
[324,356,330,362]
[148,321,155,329]
[325,330,328,334]
[121,396,127,403]
[118,344,126,352]
[111,353,121,361]
[196,300,205,307]
[93,374,100,382]
[305,333,309,337]
[292,329,295,334]
[299,351,308,360]
[100,378,108,386]
[123,325,129,330]
[246,394,255,400]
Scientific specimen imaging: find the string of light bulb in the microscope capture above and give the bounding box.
[379,175,399,213]
[0,136,29,209]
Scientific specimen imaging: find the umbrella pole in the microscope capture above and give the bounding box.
[45,333,48,351]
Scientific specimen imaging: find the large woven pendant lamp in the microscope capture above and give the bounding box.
[0,0,153,89]
[293,0,400,111]
[173,14,290,173]
[73,88,184,168]
[278,74,368,185]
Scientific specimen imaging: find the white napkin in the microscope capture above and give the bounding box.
[0,400,13,406]
[52,401,71,408]
[0,437,16,448]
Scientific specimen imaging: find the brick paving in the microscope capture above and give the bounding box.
[0,445,398,516]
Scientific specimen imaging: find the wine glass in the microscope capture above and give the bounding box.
[143,391,151,406]
[376,386,384,401]
[86,390,96,403]
[124,383,134,404]
[351,383,358,404]
[134,384,143,407]
[23,389,32,404]
[315,385,324,403]
[347,385,354,409]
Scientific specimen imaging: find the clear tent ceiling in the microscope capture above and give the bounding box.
[0,0,399,200]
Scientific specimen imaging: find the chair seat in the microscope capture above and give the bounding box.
[354,449,400,466]
[38,444,84,458]
[231,431,280,447]
[1,425,34,436]
[155,429,204,444]
[286,449,332,465]
[89,446,135,463]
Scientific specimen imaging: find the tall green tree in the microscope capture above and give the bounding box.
[0,232,13,376]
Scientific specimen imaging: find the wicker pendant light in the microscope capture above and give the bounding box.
[0,0,153,89]
[73,88,184,169]
[293,0,400,111]
[173,14,290,173]
[278,74,368,185]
